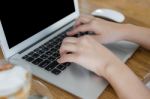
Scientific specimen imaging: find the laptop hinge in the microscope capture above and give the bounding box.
[19,19,75,54]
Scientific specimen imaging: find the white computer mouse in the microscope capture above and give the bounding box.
[91,8,125,23]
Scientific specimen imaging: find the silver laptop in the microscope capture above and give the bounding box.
[0,0,139,99]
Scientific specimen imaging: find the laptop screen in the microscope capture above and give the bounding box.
[0,0,75,48]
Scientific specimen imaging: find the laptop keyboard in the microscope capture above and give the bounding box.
[22,29,94,75]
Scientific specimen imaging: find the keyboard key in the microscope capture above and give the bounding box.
[44,41,50,47]
[37,50,45,54]
[22,55,28,59]
[40,45,49,51]
[33,48,40,53]
[51,69,61,75]
[57,64,66,70]
[28,51,34,56]
[45,51,53,56]
[39,60,50,68]
[26,57,34,62]
[39,45,45,49]
[47,42,53,47]
[32,58,43,65]
[50,48,56,52]
[55,44,61,49]
[45,61,59,71]
[31,53,39,58]
[53,53,60,58]
[40,54,48,59]
[48,56,56,62]
[63,62,71,67]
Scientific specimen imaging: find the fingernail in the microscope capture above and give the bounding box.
[57,59,60,63]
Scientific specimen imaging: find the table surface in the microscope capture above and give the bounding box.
[0,0,150,99]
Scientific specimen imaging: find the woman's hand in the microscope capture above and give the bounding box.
[58,35,150,99]
[58,35,122,77]
[58,15,150,99]
[67,15,127,44]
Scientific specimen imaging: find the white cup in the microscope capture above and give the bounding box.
[0,59,31,99]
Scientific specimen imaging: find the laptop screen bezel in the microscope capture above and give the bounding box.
[0,0,79,59]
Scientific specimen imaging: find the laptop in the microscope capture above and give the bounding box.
[0,0,139,98]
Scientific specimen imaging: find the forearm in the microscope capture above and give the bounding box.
[103,62,150,99]
[123,24,150,50]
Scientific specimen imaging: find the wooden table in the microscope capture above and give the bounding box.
[0,0,150,99]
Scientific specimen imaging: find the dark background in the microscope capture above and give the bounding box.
[0,0,75,48]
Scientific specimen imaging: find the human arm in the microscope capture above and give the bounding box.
[67,15,150,50]
[122,24,150,50]
[105,58,150,99]
[58,36,150,99]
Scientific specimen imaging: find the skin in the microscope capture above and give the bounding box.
[58,15,150,99]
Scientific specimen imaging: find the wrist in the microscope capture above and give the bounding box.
[121,24,145,43]
[117,23,133,41]
[99,59,126,80]
[95,57,125,78]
